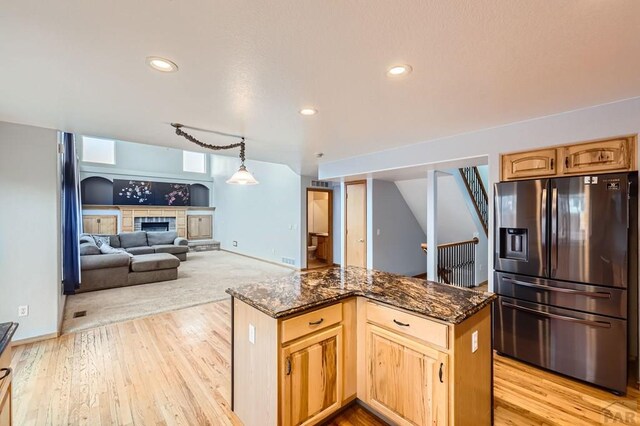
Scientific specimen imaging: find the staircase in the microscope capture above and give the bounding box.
[421,237,479,287]
[458,167,488,235]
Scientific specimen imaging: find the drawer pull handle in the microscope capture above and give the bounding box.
[308,318,324,326]
[439,363,443,383]
[285,357,291,376]
[0,368,11,381]
[393,319,410,327]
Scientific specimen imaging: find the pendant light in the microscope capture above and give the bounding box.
[226,164,259,185]
[171,123,259,185]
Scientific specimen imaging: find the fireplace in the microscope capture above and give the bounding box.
[135,217,177,232]
[141,222,170,232]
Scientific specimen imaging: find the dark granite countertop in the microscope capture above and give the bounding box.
[226,267,496,324]
[0,322,18,356]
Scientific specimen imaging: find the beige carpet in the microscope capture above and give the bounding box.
[62,250,294,334]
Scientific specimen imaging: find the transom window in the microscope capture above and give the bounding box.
[183,150,206,173]
[82,137,115,165]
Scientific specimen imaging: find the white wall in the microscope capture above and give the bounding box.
[0,122,62,341]
[320,96,640,290]
[211,154,305,267]
[371,180,427,276]
[307,191,329,234]
[79,138,214,206]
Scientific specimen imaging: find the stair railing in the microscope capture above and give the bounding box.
[421,237,479,288]
[459,167,488,235]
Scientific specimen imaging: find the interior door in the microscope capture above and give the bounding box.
[346,182,366,267]
[551,173,629,287]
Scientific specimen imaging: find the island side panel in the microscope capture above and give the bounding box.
[451,304,492,425]
[233,298,279,426]
[342,298,358,403]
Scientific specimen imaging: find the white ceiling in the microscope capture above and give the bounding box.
[1,1,640,175]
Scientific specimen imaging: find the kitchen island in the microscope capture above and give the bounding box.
[0,322,18,426]
[227,267,496,426]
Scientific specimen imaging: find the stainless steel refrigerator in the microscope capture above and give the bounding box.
[494,172,637,394]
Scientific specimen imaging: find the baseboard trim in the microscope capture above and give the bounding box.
[12,331,59,347]
[220,249,300,271]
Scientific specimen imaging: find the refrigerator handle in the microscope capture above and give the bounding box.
[541,186,547,272]
[628,181,631,230]
[550,183,558,277]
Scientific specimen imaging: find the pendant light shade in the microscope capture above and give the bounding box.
[226,164,259,185]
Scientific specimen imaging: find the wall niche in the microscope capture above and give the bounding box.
[81,176,114,205]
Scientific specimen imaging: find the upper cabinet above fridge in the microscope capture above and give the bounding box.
[501,135,637,181]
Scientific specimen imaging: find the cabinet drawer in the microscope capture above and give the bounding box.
[281,303,342,344]
[366,302,448,349]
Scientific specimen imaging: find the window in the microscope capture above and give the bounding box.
[82,137,115,165]
[183,150,206,173]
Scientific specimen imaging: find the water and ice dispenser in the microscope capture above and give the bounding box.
[499,228,528,261]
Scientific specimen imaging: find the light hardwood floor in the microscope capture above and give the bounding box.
[11,300,640,425]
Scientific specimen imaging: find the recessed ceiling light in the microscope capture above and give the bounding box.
[146,56,178,73]
[299,108,317,116]
[387,64,412,77]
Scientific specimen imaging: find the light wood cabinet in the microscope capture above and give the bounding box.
[82,215,117,235]
[501,148,558,180]
[501,135,636,181]
[316,236,328,260]
[0,345,12,426]
[365,324,448,426]
[233,298,492,426]
[281,326,343,426]
[187,215,212,240]
[562,137,632,174]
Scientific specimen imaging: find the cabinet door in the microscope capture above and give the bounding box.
[316,237,326,260]
[82,216,99,234]
[98,216,117,234]
[187,216,200,239]
[281,326,342,426]
[0,383,10,426]
[366,324,448,426]
[502,148,558,180]
[198,216,212,239]
[562,137,633,174]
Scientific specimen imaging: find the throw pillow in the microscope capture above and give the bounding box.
[99,243,134,258]
[92,235,110,248]
[79,242,101,256]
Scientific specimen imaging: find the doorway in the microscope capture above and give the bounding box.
[345,181,367,267]
[306,188,333,269]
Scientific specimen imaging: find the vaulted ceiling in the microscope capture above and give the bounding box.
[1,1,639,174]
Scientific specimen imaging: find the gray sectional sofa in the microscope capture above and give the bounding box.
[78,231,189,293]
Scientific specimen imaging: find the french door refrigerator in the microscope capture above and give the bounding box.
[494,172,637,394]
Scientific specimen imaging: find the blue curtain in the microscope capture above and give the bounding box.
[62,132,81,294]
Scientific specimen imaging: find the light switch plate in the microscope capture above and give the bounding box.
[248,324,256,344]
[471,330,478,353]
